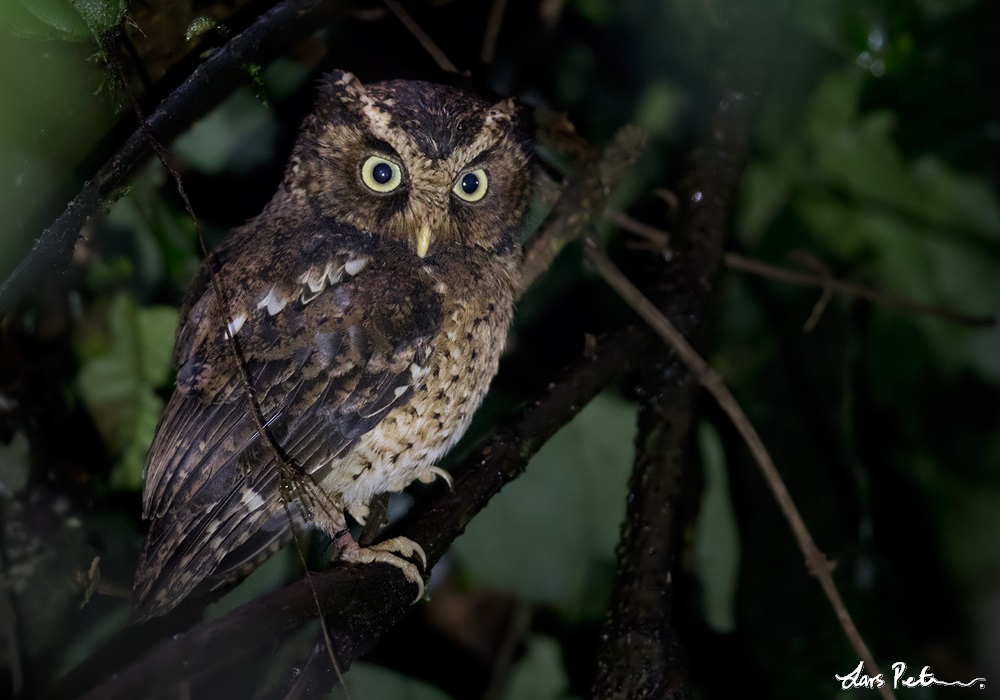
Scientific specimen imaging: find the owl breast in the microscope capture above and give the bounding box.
[320,248,515,510]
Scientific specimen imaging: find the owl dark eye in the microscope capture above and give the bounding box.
[373,162,394,184]
[453,168,488,202]
[361,156,403,193]
[461,173,479,193]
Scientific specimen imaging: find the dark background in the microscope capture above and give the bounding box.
[0,0,998,698]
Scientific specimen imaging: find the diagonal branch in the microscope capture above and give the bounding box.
[517,125,647,298]
[53,326,647,700]
[382,0,457,73]
[0,0,342,316]
[584,237,897,700]
[723,252,996,328]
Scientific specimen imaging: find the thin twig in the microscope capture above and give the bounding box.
[788,251,834,332]
[482,604,532,700]
[724,252,996,328]
[582,235,896,700]
[382,0,458,73]
[103,39,350,692]
[480,0,509,64]
[604,208,670,251]
[603,211,995,328]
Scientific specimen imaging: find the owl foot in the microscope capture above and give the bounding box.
[346,502,370,526]
[417,465,454,490]
[334,532,427,602]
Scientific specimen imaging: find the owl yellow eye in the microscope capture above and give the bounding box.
[361,156,402,193]
[453,169,488,202]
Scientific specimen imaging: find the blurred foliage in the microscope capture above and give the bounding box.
[75,293,177,489]
[332,662,454,700]
[453,392,633,618]
[0,0,998,698]
[693,421,740,634]
[0,0,124,41]
[502,636,579,700]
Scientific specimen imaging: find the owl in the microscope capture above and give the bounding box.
[131,70,533,621]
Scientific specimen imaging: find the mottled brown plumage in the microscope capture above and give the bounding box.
[132,71,533,621]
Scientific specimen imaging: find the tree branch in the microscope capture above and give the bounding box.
[605,207,996,328]
[55,326,647,699]
[723,252,996,328]
[585,239,897,700]
[0,0,342,316]
[517,125,647,298]
[592,5,775,696]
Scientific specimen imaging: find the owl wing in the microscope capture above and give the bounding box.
[132,245,442,621]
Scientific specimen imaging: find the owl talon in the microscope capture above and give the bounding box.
[346,502,370,526]
[417,465,453,490]
[335,533,427,602]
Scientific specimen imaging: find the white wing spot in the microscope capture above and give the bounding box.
[393,385,408,399]
[240,489,266,511]
[227,313,247,337]
[344,257,368,277]
[326,261,343,285]
[257,288,289,316]
[302,268,326,294]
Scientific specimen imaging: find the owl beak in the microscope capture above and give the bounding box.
[415,225,432,258]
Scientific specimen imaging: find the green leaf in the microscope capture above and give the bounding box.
[693,421,740,633]
[749,63,1000,382]
[69,0,124,37]
[452,393,634,613]
[0,0,123,40]
[328,662,453,700]
[110,388,164,490]
[6,0,88,39]
[633,80,685,138]
[171,87,278,175]
[76,293,178,490]
[738,161,791,245]
[205,548,298,620]
[503,636,576,700]
[0,432,31,497]
[104,166,201,292]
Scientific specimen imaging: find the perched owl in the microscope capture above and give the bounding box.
[132,70,533,621]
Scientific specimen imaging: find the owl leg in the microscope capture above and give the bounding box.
[333,530,427,602]
[416,465,453,490]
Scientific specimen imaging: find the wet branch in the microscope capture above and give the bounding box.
[585,20,895,691]
[591,6,765,697]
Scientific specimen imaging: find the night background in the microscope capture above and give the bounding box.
[0,0,998,698]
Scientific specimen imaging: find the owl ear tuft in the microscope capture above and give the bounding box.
[486,97,519,124]
[322,70,370,104]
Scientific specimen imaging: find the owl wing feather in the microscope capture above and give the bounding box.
[133,241,442,621]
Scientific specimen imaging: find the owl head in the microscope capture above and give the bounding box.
[283,70,533,258]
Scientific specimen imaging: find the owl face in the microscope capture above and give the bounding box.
[285,71,533,258]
